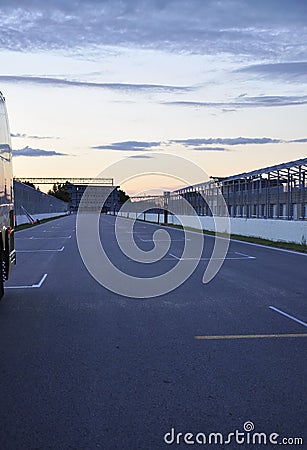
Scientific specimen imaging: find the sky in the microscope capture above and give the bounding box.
[0,0,307,194]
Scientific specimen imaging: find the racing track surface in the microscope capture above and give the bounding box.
[0,214,306,449]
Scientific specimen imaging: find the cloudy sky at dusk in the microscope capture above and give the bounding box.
[0,0,306,193]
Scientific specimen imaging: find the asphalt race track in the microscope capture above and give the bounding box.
[0,214,306,449]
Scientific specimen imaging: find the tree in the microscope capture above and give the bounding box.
[48,183,71,203]
[118,189,130,204]
[23,181,36,189]
[22,181,41,191]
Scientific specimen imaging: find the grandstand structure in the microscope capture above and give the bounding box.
[131,158,307,220]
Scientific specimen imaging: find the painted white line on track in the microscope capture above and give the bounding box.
[195,333,307,340]
[169,253,254,261]
[43,230,73,233]
[17,236,71,240]
[127,258,175,262]
[235,251,256,259]
[269,306,307,328]
[37,228,75,233]
[17,247,65,253]
[169,253,188,260]
[139,238,188,242]
[5,273,48,289]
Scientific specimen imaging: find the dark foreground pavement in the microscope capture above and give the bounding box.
[0,214,306,449]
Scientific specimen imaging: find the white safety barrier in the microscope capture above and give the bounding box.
[114,211,307,245]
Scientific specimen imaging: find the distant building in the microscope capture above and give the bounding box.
[65,182,120,212]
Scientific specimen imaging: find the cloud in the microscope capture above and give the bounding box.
[0,75,191,93]
[241,95,307,107]
[11,132,59,139]
[171,137,284,146]
[0,1,306,59]
[12,146,68,157]
[92,136,307,153]
[191,146,228,151]
[129,155,153,159]
[290,138,307,143]
[165,95,307,109]
[236,62,307,82]
[92,141,162,151]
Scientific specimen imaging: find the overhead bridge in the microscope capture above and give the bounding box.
[15,177,114,186]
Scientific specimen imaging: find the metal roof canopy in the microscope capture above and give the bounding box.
[15,177,114,186]
[173,157,307,193]
[222,158,307,182]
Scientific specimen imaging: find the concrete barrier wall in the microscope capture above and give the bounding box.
[16,212,69,226]
[228,217,306,244]
[114,211,307,244]
[14,180,69,225]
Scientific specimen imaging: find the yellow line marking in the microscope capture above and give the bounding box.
[195,334,307,340]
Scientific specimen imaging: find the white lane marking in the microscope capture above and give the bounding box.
[17,236,71,240]
[43,230,72,233]
[35,273,48,287]
[17,247,65,253]
[5,273,48,289]
[269,306,307,328]
[234,251,256,259]
[116,231,148,234]
[139,238,189,242]
[169,253,255,261]
[127,258,175,262]
[227,238,307,257]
